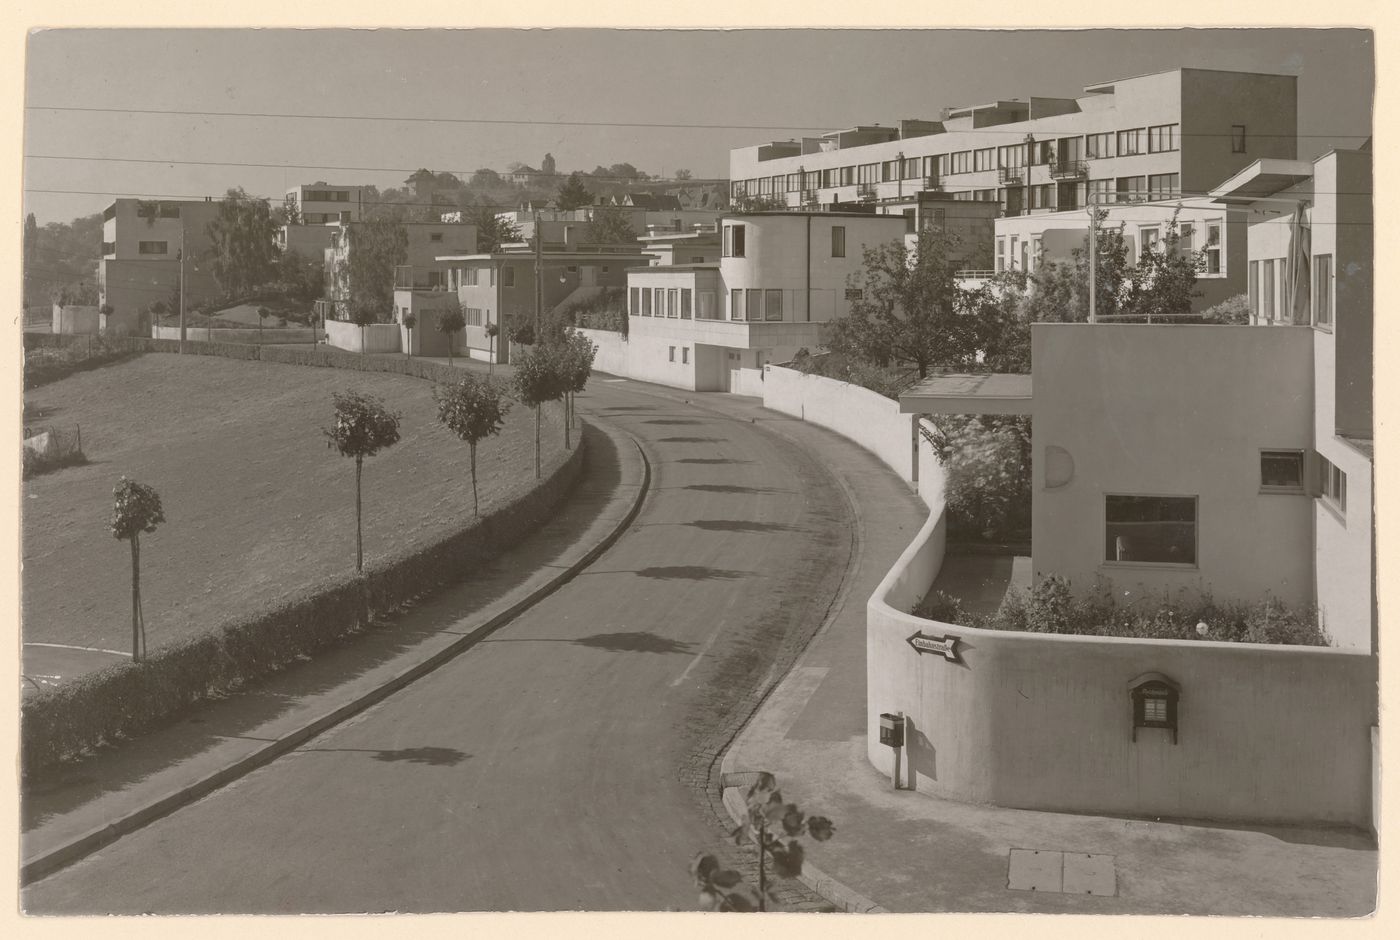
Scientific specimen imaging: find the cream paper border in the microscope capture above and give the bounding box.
[1,5,1392,939]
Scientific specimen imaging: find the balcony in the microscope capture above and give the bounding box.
[923,175,943,192]
[1049,160,1088,180]
[998,166,1023,185]
[857,184,878,202]
[394,265,414,290]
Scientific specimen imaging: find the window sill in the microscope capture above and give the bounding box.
[1312,323,1334,334]
[1317,496,1347,525]
[1100,561,1199,571]
[1259,486,1307,496]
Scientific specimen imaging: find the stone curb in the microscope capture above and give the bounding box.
[20,423,652,887]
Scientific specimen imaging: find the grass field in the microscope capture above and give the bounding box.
[21,354,564,659]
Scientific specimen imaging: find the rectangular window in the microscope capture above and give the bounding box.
[1140,227,1161,254]
[902,157,921,180]
[731,288,744,321]
[996,237,1005,274]
[682,347,689,364]
[1248,260,1259,320]
[747,289,762,321]
[630,286,640,316]
[821,168,838,188]
[697,289,719,320]
[1088,179,1113,206]
[464,307,483,327]
[1105,495,1197,566]
[831,225,846,258]
[1085,133,1115,159]
[1148,173,1179,199]
[1262,259,1276,321]
[138,241,168,255]
[1231,125,1247,153]
[159,205,181,219]
[680,288,692,319]
[1030,183,1054,210]
[881,161,897,183]
[1147,124,1179,153]
[502,267,515,288]
[1204,222,1222,274]
[669,346,676,362]
[1261,450,1305,492]
[1314,254,1333,327]
[654,288,664,318]
[1116,128,1146,156]
[724,224,745,257]
[857,163,879,185]
[974,148,995,172]
[840,166,856,187]
[465,268,479,286]
[950,151,971,174]
[427,270,446,288]
[667,288,679,318]
[430,232,443,242]
[1116,177,1146,203]
[764,289,783,322]
[641,288,652,316]
[1319,455,1347,513]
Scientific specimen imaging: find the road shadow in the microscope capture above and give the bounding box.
[674,458,752,466]
[633,566,751,581]
[683,484,787,495]
[572,632,695,654]
[657,436,727,444]
[298,745,471,766]
[684,520,801,534]
[643,419,705,426]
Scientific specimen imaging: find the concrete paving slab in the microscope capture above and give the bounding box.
[1062,852,1116,897]
[1008,849,1062,892]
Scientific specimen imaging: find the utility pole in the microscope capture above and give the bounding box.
[178,224,187,353]
[533,208,542,337]
[1086,203,1097,324]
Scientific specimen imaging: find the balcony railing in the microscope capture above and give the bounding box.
[857,184,878,201]
[998,166,1023,184]
[1049,160,1088,180]
[394,265,414,290]
[923,175,942,191]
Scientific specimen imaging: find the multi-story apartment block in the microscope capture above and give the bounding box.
[625,211,909,391]
[285,182,371,225]
[98,197,224,329]
[729,68,1297,225]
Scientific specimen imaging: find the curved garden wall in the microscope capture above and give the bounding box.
[866,510,1378,828]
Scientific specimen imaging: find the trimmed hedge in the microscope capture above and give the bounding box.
[23,339,144,389]
[22,432,584,774]
[22,332,575,774]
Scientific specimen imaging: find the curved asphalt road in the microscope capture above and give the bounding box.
[23,380,854,913]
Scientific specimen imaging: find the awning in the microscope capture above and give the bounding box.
[899,373,1033,415]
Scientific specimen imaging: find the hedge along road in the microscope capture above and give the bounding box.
[23,378,856,913]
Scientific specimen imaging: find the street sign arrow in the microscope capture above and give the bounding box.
[906,631,963,664]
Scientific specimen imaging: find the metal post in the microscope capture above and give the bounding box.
[533,209,543,337]
[892,711,904,790]
[1086,205,1097,324]
[178,226,187,353]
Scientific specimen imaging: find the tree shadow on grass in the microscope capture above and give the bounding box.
[572,632,695,654]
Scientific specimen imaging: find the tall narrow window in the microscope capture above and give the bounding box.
[831,226,846,258]
[680,288,693,319]
[502,267,516,288]
[697,290,718,320]
[1204,222,1222,274]
[1231,125,1247,153]
[1314,254,1333,327]
[747,289,762,321]
[1262,260,1275,321]
[668,288,679,318]
[630,286,640,316]
[1248,260,1259,321]
[764,289,783,322]
[641,288,652,317]
[731,288,744,321]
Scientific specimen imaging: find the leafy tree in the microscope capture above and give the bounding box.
[436,307,466,366]
[825,228,980,379]
[554,330,597,450]
[274,248,323,305]
[434,376,511,516]
[470,168,503,188]
[341,218,408,319]
[323,391,401,573]
[691,772,835,912]
[928,414,1032,541]
[584,204,637,245]
[405,167,437,198]
[110,477,165,662]
[205,188,279,299]
[1119,218,1204,322]
[674,168,692,181]
[556,172,594,211]
[511,346,564,479]
[23,213,39,304]
[467,206,523,252]
[402,311,417,357]
[1202,292,1250,325]
[485,321,500,374]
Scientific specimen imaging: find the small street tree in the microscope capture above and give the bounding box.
[512,346,564,479]
[257,305,271,345]
[349,301,380,358]
[324,391,401,573]
[434,376,511,516]
[110,477,165,662]
[485,321,500,374]
[556,330,597,449]
[402,311,417,357]
[436,308,466,366]
[691,772,835,912]
[555,172,594,211]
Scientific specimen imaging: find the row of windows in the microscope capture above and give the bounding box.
[631,286,710,320]
[464,306,485,327]
[1248,253,1334,328]
[995,218,1221,274]
[134,203,182,219]
[733,124,1196,197]
[304,190,353,202]
[138,241,168,255]
[722,222,849,259]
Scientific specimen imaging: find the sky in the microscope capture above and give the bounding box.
[21,27,1375,225]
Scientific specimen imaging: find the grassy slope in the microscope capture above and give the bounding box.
[22,354,563,654]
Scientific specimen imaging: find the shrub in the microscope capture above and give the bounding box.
[931,414,1032,541]
[1201,293,1250,325]
[912,590,967,625]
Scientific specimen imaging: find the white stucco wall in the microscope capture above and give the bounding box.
[324,319,402,354]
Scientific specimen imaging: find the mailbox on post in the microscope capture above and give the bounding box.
[1128,672,1180,744]
[879,712,906,749]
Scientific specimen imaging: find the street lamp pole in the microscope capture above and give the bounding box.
[178,224,187,353]
[1086,203,1097,324]
[533,208,543,338]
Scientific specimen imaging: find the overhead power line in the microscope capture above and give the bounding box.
[25,103,1372,140]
